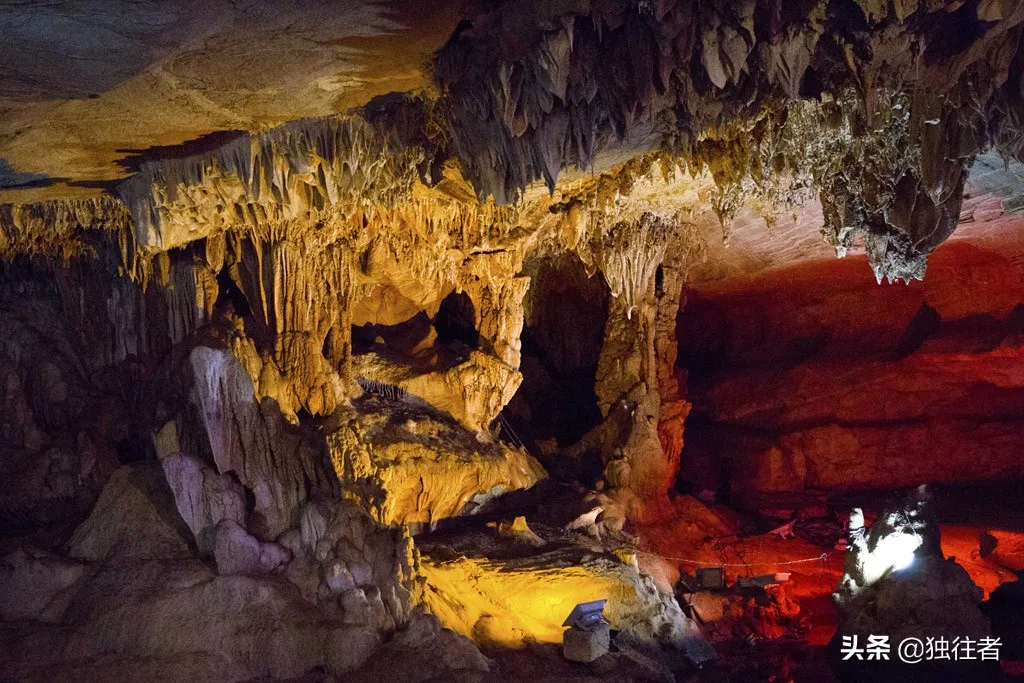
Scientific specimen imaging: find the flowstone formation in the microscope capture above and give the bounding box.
[3,1,1024,680]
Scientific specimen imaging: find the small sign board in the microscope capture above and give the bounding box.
[562,599,608,631]
[695,566,725,590]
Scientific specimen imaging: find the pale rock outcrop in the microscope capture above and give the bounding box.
[2,467,400,681]
[212,519,291,576]
[298,497,419,628]
[155,422,247,554]
[189,346,328,540]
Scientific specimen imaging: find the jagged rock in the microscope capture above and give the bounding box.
[834,488,988,642]
[1,558,383,682]
[189,346,328,540]
[831,488,995,681]
[4,6,1024,681]
[493,515,545,547]
[353,349,521,433]
[418,525,709,657]
[156,422,247,554]
[301,497,419,627]
[434,0,1024,280]
[563,623,611,663]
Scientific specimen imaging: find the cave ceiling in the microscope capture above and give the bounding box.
[3,0,1024,282]
[0,0,462,200]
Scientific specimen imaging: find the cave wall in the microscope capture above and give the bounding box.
[677,224,1024,503]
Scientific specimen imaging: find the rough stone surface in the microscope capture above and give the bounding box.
[4,3,1024,680]
[834,489,989,643]
[680,234,1024,497]
[563,623,611,663]
[327,399,545,527]
[419,523,708,654]
[158,443,247,554]
[0,1,460,201]
[345,612,491,683]
[67,464,194,563]
[0,547,85,623]
[212,519,291,576]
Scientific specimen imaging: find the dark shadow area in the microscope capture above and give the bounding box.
[503,255,608,469]
[0,159,68,190]
[893,302,941,358]
[352,311,436,358]
[214,267,252,319]
[115,130,248,175]
[115,435,151,465]
[434,291,478,349]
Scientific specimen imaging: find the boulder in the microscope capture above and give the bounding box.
[0,547,85,622]
[834,488,989,643]
[418,525,712,664]
[159,445,247,554]
[67,464,194,562]
[346,612,490,683]
[563,623,610,663]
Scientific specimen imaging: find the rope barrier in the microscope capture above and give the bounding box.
[496,411,525,450]
[655,551,835,567]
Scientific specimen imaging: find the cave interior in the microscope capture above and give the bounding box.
[2,1,1024,682]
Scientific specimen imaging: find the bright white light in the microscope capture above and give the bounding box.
[859,532,922,585]
[889,551,914,572]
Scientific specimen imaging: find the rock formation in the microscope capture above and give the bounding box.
[4,1,1024,680]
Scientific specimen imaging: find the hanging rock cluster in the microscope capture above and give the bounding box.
[434,0,1024,282]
